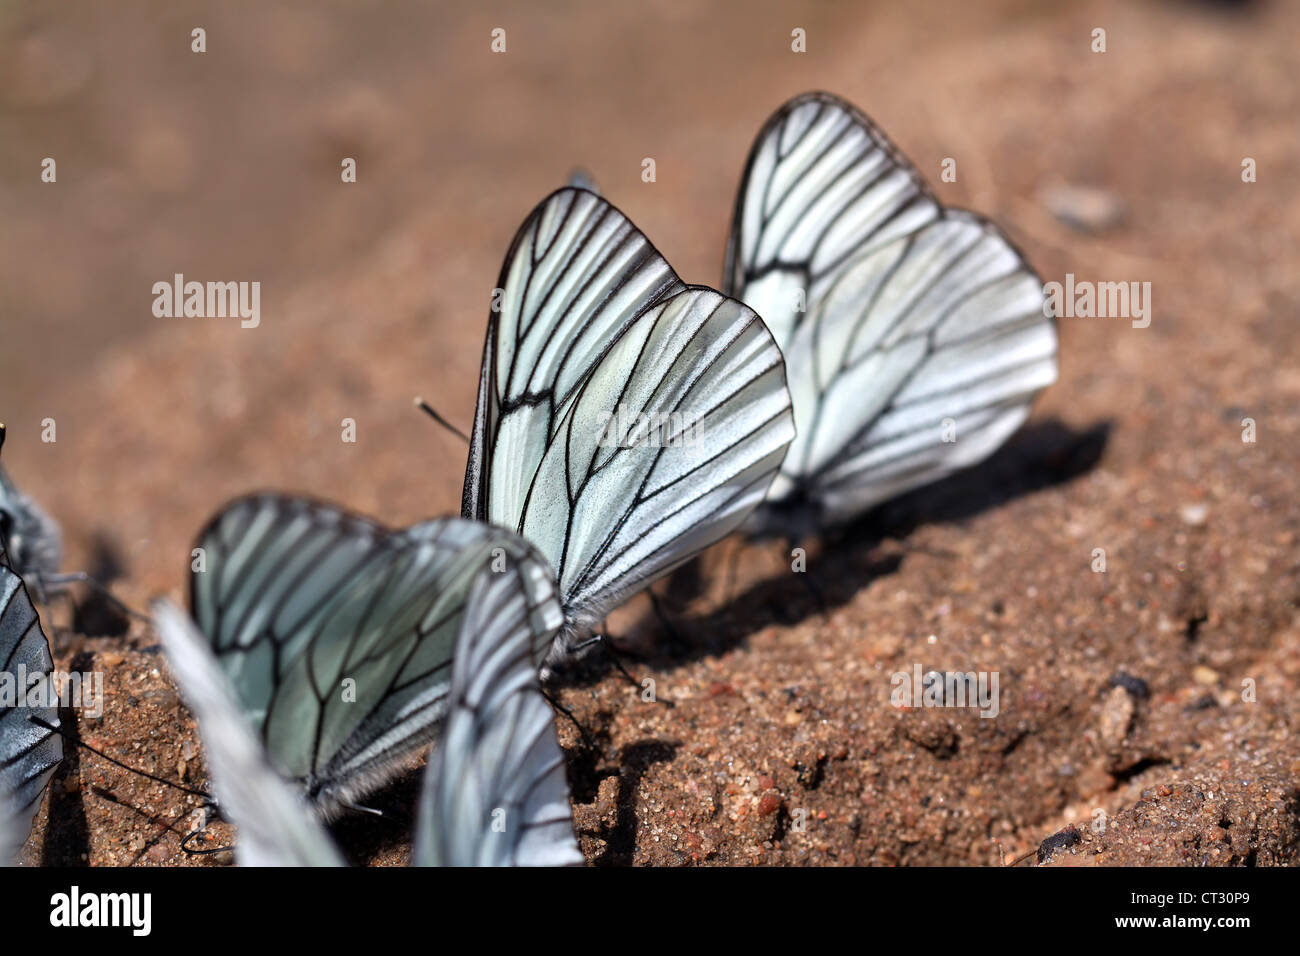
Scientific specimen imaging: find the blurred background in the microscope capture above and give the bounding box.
[3,0,1299,866]
[1,0,1294,597]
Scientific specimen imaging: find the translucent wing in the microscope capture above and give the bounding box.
[0,560,61,864]
[189,495,558,817]
[463,188,795,639]
[153,599,344,867]
[725,92,1058,529]
[414,553,578,866]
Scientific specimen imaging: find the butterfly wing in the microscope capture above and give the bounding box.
[414,553,577,866]
[463,188,795,637]
[0,561,62,864]
[725,92,1058,527]
[189,495,558,816]
[153,599,344,866]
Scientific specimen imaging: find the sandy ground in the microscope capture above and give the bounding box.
[3,0,1298,866]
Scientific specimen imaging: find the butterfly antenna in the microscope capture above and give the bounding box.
[413,397,470,444]
[29,715,212,801]
[0,422,7,456]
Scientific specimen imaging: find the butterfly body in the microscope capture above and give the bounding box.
[739,490,825,545]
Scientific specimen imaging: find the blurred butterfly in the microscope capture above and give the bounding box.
[0,423,135,631]
[459,187,796,658]
[723,92,1058,538]
[0,546,63,864]
[0,424,64,604]
[153,531,581,866]
[174,495,563,820]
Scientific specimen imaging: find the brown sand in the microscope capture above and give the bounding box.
[3,0,1297,866]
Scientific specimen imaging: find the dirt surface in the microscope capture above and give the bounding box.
[4,0,1298,866]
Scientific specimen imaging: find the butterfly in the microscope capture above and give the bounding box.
[165,187,794,827]
[723,92,1058,538]
[460,187,796,657]
[154,533,581,866]
[0,423,135,630]
[178,494,563,820]
[0,547,63,864]
[0,424,65,605]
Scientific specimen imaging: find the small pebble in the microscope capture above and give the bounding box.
[1037,824,1083,863]
[1099,686,1135,748]
[1193,665,1220,686]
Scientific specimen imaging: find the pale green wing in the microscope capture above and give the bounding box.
[190,495,557,816]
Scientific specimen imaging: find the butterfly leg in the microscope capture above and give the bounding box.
[647,590,692,657]
[541,690,595,749]
[724,539,745,603]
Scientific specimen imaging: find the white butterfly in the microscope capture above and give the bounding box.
[0,553,63,865]
[164,187,793,835]
[183,495,562,820]
[724,92,1058,537]
[154,539,581,866]
[0,424,135,627]
[460,187,796,654]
